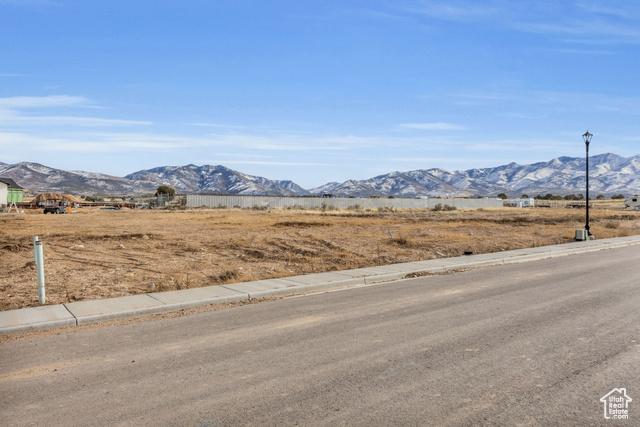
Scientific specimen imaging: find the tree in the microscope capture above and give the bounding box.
[497,193,508,200]
[611,194,625,199]
[521,194,529,199]
[83,196,104,202]
[155,186,175,197]
[596,194,605,200]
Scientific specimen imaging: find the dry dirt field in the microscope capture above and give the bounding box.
[1,204,639,311]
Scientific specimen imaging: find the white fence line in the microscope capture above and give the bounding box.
[186,195,503,210]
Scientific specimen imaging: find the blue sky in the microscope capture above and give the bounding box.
[1,0,640,188]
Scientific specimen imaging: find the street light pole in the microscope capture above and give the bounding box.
[583,131,593,238]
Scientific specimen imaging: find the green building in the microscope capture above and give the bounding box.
[0,177,24,207]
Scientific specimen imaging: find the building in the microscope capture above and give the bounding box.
[0,177,24,208]
[186,194,504,210]
[624,196,640,211]
[506,198,535,208]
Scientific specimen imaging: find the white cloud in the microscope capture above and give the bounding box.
[464,138,577,154]
[0,95,152,128]
[383,156,469,163]
[395,1,640,45]
[399,122,465,130]
[514,20,640,42]
[0,132,175,153]
[0,114,152,127]
[548,48,615,55]
[0,95,89,109]
[223,160,325,167]
[404,2,498,22]
[188,123,251,130]
[0,128,443,160]
[448,89,640,117]
[507,2,640,44]
[0,132,107,153]
[580,3,640,20]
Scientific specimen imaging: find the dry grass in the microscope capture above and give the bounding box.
[1,204,639,311]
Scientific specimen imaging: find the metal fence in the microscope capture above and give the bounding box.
[186,195,504,210]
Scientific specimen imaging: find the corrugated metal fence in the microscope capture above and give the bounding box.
[186,195,503,210]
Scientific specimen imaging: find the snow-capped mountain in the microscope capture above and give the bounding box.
[2,153,640,197]
[0,162,309,196]
[125,165,309,196]
[311,153,640,197]
[0,162,154,195]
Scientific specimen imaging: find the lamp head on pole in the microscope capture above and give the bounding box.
[582,131,593,147]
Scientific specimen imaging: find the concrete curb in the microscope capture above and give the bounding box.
[0,305,76,334]
[2,235,640,334]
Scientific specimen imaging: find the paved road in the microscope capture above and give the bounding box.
[2,245,639,426]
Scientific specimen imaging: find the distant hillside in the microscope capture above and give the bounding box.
[2,153,640,197]
[309,153,640,198]
[0,162,153,196]
[125,164,309,196]
[0,162,309,197]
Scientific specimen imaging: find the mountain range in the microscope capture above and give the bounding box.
[1,153,639,198]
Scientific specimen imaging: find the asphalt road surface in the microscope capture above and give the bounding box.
[2,245,639,426]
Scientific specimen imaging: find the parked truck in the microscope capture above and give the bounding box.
[42,200,70,214]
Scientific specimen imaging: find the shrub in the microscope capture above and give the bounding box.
[209,269,239,283]
[377,207,395,213]
[390,236,410,246]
